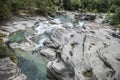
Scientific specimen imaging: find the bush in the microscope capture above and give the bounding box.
[63,0,81,10]
[110,7,120,25]
[72,0,81,10]
[0,0,11,19]
[115,24,120,30]
[36,0,56,16]
[63,0,72,10]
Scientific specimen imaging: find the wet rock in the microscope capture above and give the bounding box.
[63,22,74,29]
[75,13,82,19]
[49,19,61,24]
[0,30,9,36]
[79,13,96,21]
[75,21,85,28]
[94,14,107,24]
[39,17,47,21]
[56,10,67,15]
[0,57,26,80]
[47,16,54,20]
[7,30,34,52]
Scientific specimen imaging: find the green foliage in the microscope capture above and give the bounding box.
[36,0,56,16]
[110,7,120,25]
[62,0,120,12]
[0,0,11,19]
[63,0,72,10]
[10,0,35,11]
[0,0,56,19]
[115,24,120,30]
[1,0,120,19]
[9,0,37,15]
[79,0,120,13]
[80,0,108,12]
[63,0,81,10]
[72,0,81,10]
[93,9,98,15]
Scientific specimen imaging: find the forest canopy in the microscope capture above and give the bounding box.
[0,0,120,19]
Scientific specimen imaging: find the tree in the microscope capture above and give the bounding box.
[36,0,55,16]
[63,0,81,10]
[111,7,120,25]
[63,0,72,10]
[0,0,11,19]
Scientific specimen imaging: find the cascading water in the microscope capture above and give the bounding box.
[8,13,84,80]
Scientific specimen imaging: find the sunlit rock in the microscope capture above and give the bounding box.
[0,57,26,80]
[43,23,120,80]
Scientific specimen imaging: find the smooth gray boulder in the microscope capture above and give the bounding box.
[0,57,26,80]
[41,23,120,80]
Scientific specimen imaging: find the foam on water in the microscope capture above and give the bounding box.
[33,19,65,50]
[10,16,85,80]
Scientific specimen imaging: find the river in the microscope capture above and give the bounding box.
[8,13,82,80]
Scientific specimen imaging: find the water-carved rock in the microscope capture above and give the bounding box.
[41,23,120,80]
[0,57,26,80]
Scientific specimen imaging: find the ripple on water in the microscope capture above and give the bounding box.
[14,49,49,80]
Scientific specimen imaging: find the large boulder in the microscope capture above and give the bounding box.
[0,57,26,80]
[40,23,120,80]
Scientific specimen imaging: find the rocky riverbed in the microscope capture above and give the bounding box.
[0,11,120,80]
[42,23,120,80]
[0,57,26,80]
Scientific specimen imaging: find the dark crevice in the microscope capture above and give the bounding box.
[82,35,87,53]
[98,55,116,78]
[89,45,92,50]
[91,43,95,45]
[71,42,79,49]
[88,43,95,50]
[71,43,75,48]
[103,43,109,48]
[83,69,93,77]
[115,58,120,62]
[106,36,111,40]
[82,35,87,61]
[107,71,115,78]
[99,56,114,70]
[112,33,120,39]
[90,31,95,34]
[69,51,73,56]
[71,34,74,38]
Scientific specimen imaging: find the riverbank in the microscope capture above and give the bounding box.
[0,11,120,80]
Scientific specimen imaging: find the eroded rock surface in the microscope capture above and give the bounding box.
[0,57,26,80]
[40,23,120,80]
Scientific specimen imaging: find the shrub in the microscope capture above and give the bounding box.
[36,0,56,16]
[0,0,11,19]
[115,24,120,30]
[72,0,81,10]
[63,0,81,10]
[110,7,120,25]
